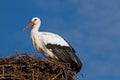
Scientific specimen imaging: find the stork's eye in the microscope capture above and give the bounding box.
[34,19,37,21]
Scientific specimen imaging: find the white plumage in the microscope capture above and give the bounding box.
[41,32,69,46]
[24,17,82,73]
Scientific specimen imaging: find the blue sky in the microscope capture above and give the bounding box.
[0,0,120,80]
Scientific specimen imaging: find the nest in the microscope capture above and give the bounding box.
[0,53,76,80]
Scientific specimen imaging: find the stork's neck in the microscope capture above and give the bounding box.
[32,22,40,31]
[31,23,41,37]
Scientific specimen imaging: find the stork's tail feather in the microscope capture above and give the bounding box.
[70,58,82,73]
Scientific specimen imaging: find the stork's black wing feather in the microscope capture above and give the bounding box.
[45,43,82,73]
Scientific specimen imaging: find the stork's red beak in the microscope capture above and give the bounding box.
[24,22,35,30]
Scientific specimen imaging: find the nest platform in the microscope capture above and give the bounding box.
[0,53,76,80]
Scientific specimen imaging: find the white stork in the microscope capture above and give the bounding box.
[24,17,82,73]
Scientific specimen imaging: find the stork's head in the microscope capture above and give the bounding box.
[24,17,41,30]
